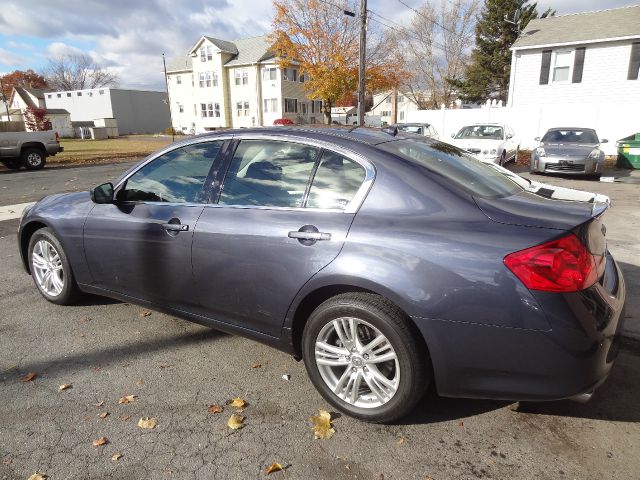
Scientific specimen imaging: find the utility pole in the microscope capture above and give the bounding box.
[357,0,367,126]
[162,53,175,142]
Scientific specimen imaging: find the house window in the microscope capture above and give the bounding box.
[552,50,572,82]
[177,75,182,84]
[399,111,405,121]
[47,94,52,99]
[206,45,212,61]
[67,93,72,97]
[57,93,61,98]
[99,90,104,94]
[199,73,205,87]
[299,73,305,83]
[284,98,297,113]
[77,92,82,96]
[381,111,391,117]
[205,72,213,87]
[398,95,405,103]
[236,101,250,116]
[212,71,218,87]
[178,103,184,113]
[88,92,93,97]
[242,69,248,85]
[262,67,277,81]
[300,102,308,115]
[385,96,391,104]
[263,98,278,113]
[200,47,206,62]
[311,100,322,114]
[283,68,297,81]
[214,103,220,117]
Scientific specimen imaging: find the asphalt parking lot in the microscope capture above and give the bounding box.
[0,162,639,479]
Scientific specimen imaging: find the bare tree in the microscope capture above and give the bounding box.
[44,54,119,91]
[397,0,479,109]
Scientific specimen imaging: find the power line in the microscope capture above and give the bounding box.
[395,0,460,37]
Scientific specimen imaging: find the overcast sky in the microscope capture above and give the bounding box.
[0,0,637,90]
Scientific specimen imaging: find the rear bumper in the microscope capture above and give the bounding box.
[415,253,626,401]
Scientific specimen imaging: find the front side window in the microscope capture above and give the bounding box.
[118,142,223,203]
[219,140,319,207]
[552,50,572,82]
[307,151,366,210]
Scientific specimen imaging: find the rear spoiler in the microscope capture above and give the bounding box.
[591,194,610,217]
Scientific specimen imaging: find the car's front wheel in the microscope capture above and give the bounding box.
[28,227,80,305]
[302,293,430,423]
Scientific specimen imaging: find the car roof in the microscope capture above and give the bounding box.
[546,127,596,132]
[192,126,407,146]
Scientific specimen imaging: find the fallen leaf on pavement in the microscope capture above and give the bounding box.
[122,415,131,421]
[208,404,224,414]
[2,458,11,465]
[93,401,105,407]
[459,421,464,427]
[310,410,335,439]
[58,384,72,391]
[111,453,122,461]
[159,364,172,369]
[27,474,47,480]
[136,378,144,386]
[80,316,92,322]
[229,398,246,409]
[99,412,109,419]
[139,310,152,317]
[138,417,157,429]
[118,395,136,404]
[92,437,108,447]
[251,362,262,369]
[397,437,405,445]
[227,414,245,430]
[20,372,37,382]
[266,463,283,474]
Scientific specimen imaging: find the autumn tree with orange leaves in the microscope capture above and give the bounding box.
[271,0,406,123]
[0,70,49,104]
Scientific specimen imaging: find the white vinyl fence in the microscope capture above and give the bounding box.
[407,101,635,156]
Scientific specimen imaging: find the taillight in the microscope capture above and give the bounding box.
[504,234,600,292]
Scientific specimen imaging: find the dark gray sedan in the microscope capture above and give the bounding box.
[530,127,608,175]
[17,127,625,423]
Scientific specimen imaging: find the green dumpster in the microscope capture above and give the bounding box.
[616,133,640,169]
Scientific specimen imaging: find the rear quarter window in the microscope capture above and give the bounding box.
[378,139,524,198]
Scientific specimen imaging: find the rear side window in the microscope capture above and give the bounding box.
[379,139,523,198]
[219,140,319,207]
[307,151,366,209]
[119,141,222,203]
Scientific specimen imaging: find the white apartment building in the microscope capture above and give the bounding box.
[166,35,323,132]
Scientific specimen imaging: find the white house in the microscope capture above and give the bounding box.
[4,87,73,137]
[165,35,323,132]
[44,88,170,135]
[508,5,640,107]
[369,91,421,124]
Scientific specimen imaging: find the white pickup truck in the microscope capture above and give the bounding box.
[0,131,64,170]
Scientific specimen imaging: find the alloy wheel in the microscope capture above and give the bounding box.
[32,239,65,297]
[314,317,400,408]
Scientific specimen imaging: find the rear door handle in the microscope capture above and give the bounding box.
[288,231,331,241]
[161,223,189,232]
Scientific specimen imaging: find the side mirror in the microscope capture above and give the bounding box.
[534,137,540,141]
[507,133,513,139]
[450,133,455,138]
[601,139,608,143]
[90,182,114,204]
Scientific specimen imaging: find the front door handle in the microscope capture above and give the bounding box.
[288,231,331,241]
[161,223,189,232]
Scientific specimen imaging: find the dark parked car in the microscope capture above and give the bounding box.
[18,127,625,423]
[531,127,608,176]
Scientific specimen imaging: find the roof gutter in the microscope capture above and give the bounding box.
[511,34,640,51]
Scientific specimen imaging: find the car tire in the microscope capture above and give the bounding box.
[2,159,22,170]
[28,227,81,305]
[499,151,506,166]
[22,148,46,170]
[513,146,520,163]
[302,293,430,423]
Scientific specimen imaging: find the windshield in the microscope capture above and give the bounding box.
[541,129,598,144]
[397,125,425,135]
[455,125,504,140]
[379,138,524,198]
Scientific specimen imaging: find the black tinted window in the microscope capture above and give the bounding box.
[219,140,319,207]
[120,142,222,203]
[379,139,523,198]
[307,151,366,209]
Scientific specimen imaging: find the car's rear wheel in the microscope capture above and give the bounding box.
[28,227,80,305]
[302,293,430,423]
[22,148,46,170]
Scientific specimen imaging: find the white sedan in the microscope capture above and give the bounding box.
[449,124,519,165]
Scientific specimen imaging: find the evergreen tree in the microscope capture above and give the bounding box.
[449,0,554,103]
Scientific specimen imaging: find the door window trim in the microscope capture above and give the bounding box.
[112,137,233,206]
[211,134,375,214]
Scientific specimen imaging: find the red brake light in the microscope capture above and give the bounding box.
[504,234,598,292]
